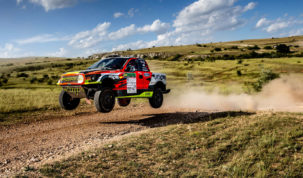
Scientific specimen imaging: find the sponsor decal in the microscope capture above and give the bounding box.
[126,73,137,94]
[144,73,150,77]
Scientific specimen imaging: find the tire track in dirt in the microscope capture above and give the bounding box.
[0,104,212,177]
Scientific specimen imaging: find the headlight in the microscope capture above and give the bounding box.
[78,75,84,83]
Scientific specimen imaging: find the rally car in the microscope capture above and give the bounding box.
[57,57,170,113]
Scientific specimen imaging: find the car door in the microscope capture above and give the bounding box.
[124,59,139,94]
[137,59,152,90]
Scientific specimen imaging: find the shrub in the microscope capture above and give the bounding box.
[30,77,37,84]
[294,45,299,48]
[252,69,279,92]
[230,46,238,49]
[17,73,29,78]
[264,46,273,50]
[196,43,202,47]
[47,80,53,85]
[276,44,290,53]
[43,74,49,79]
[214,47,222,51]
[2,78,8,84]
[237,70,242,76]
[247,45,260,50]
[237,59,243,64]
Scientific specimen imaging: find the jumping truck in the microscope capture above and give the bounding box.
[57,57,170,113]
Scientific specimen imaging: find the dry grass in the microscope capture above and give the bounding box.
[0,88,60,114]
[27,112,303,177]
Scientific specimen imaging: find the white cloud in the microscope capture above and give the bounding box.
[256,16,303,33]
[243,2,256,12]
[18,0,77,11]
[68,22,111,48]
[108,24,137,40]
[49,47,67,57]
[17,0,23,4]
[137,19,170,34]
[112,0,254,51]
[289,28,303,36]
[266,22,289,33]
[69,19,171,48]
[256,18,270,28]
[0,43,21,58]
[128,8,138,17]
[113,12,124,18]
[16,34,68,44]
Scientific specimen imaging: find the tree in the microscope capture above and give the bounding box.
[276,44,290,53]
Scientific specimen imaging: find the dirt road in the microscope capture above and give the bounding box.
[0,104,219,177]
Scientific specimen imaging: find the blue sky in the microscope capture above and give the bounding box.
[0,0,303,58]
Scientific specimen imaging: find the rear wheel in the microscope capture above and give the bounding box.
[117,98,131,107]
[94,88,115,113]
[59,90,80,110]
[149,88,163,108]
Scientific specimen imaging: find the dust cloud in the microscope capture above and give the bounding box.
[165,74,303,112]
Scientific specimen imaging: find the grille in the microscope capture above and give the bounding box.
[61,75,78,83]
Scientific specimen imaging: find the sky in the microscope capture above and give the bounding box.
[0,0,303,58]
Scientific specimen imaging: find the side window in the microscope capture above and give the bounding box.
[138,59,150,72]
[125,59,138,72]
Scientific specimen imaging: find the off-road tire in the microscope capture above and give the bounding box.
[94,88,115,113]
[149,87,163,108]
[117,98,131,107]
[59,90,80,110]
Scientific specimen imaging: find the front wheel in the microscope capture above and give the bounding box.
[94,88,115,113]
[59,90,80,110]
[149,88,163,108]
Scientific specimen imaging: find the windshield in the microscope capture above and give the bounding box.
[87,58,128,70]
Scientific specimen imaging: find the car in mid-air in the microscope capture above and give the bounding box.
[57,57,170,113]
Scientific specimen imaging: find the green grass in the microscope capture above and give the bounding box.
[0,36,302,125]
[29,112,303,177]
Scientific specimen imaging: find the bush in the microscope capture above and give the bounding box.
[214,47,222,51]
[237,70,242,76]
[17,73,29,78]
[30,77,37,84]
[264,46,273,50]
[247,45,260,50]
[253,69,279,92]
[47,80,53,85]
[196,43,202,47]
[237,59,243,64]
[276,44,290,53]
[2,78,8,84]
[230,46,238,49]
[43,74,49,79]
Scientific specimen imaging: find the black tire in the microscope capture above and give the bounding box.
[59,90,80,110]
[117,98,131,107]
[149,88,163,108]
[94,88,115,113]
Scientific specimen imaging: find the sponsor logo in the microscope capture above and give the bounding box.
[144,73,150,77]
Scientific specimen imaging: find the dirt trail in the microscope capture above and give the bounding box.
[0,104,215,177]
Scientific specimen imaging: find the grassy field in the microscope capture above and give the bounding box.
[0,36,303,125]
[19,112,303,177]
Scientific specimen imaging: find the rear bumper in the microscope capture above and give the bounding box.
[163,89,170,94]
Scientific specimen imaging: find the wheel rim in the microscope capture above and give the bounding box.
[101,91,114,108]
[154,91,163,105]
